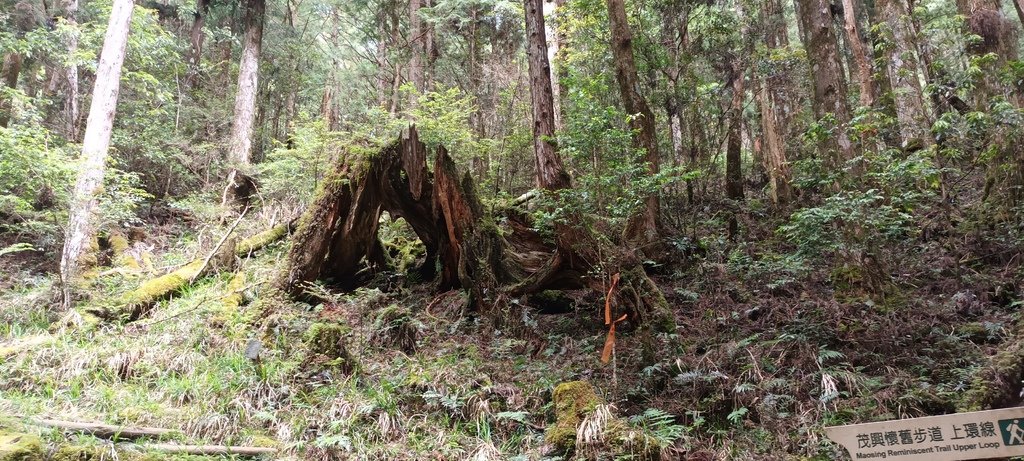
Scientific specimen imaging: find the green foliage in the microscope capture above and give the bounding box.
[257,117,335,204]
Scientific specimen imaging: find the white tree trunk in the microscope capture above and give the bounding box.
[227,0,265,165]
[59,0,134,309]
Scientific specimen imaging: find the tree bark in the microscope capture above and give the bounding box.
[186,0,210,88]
[1014,0,1024,29]
[64,0,80,141]
[606,0,662,246]
[877,0,932,149]
[408,0,424,109]
[227,0,265,166]
[726,60,745,239]
[840,0,876,108]
[543,0,564,130]
[759,0,794,204]
[957,0,1018,106]
[797,0,856,165]
[59,0,134,310]
[525,0,570,191]
[0,53,22,127]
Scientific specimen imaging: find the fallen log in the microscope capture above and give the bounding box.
[93,220,294,322]
[26,418,181,440]
[140,443,276,457]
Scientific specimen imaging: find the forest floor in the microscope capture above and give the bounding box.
[0,198,1021,460]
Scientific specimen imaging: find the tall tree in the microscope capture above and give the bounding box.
[227,0,266,166]
[59,0,134,309]
[877,0,932,149]
[0,53,21,127]
[797,0,856,165]
[524,0,569,191]
[606,0,662,244]
[726,58,745,238]
[64,0,80,140]
[186,0,211,87]
[409,0,424,109]
[758,0,794,204]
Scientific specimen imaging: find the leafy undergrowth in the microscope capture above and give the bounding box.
[0,206,1021,461]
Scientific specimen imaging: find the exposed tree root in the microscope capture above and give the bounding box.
[277,126,676,332]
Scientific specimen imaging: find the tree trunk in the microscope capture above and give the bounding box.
[606,0,662,246]
[227,0,265,166]
[525,0,570,191]
[59,0,134,310]
[877,0,932,149]
[0,53,22,127]
[64,0,80,141]
[408,0,424,109]
[1014,0,1024,29]
[840,0,876,108]
[758,81,793,204]
[543,0,564,130]
[797,0,856,166]
[187,0,210,88]
[726,61,745,239]
[759,0,794,204]
[957,0,1018,106]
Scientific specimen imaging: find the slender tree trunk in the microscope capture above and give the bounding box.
[0,53,22,127]
[227,0,265,166]
[759,0,794,204]
[878,0,932,149]
[524,0,569,191]
[64,0,79,141]
[187,0,210,88]
[1014,0,1024,29]
[840,0,876,107]
[408,0,424,109]
[606,0,662,244]
[797,0,857,165]
[59,0,134,309]
[726,60,745,239]
[543,0,564,130]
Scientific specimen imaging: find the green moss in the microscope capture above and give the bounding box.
[305,322,350,357]
[236,223,289,256]
[122,259,205,307]
[960,336,1024,411]
[221,271,246,312]
[545,380,603,450]
[51,445,102,461]
[0,432,42,461]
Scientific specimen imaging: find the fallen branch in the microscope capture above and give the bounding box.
[93,220,294,322]
[139,444,276,457]
[26,418,181,440]
[190,207,248,284]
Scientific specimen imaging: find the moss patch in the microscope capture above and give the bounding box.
[51,445,102,461]
[545,380,603,451]
[304,322,357,374]
[0,432,42,461]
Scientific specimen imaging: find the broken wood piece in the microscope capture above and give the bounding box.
[141,443,276,457]
[27,418,181,440]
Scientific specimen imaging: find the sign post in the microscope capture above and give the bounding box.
[825,407,1024,460]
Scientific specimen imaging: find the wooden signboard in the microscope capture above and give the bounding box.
[825,407,1024,460]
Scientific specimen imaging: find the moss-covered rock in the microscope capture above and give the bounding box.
[0,432,42,461]
[545,380,603,451]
